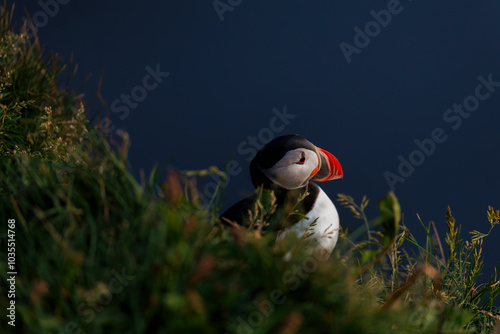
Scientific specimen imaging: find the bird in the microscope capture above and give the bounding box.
[220,134,343,255]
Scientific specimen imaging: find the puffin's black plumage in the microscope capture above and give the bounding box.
[220,181,320,230]
[220,134,343,253]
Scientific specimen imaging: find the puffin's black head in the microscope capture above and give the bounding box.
[250,134,343,189]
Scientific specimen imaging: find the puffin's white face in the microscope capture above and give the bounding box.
[260,148,320,189]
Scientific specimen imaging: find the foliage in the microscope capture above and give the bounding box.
[0,3,499,333]
[0,2,87,159]
[337,194,500,333]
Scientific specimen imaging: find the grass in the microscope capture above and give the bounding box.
[0,2,499,333]
[0,1,87,160]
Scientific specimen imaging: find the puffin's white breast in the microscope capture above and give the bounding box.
[279,187,340,254]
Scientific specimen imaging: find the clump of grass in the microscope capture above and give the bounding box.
[0,2,499,333]
[0,2,87,159]
[336,194,500,333]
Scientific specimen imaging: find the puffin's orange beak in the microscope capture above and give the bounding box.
[310,147,343,181]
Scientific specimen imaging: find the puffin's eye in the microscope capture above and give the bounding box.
[297,156,306,164]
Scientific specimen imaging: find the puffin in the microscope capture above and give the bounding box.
[220,134,343,255]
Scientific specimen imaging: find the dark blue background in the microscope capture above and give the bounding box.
[10,1,500,278]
